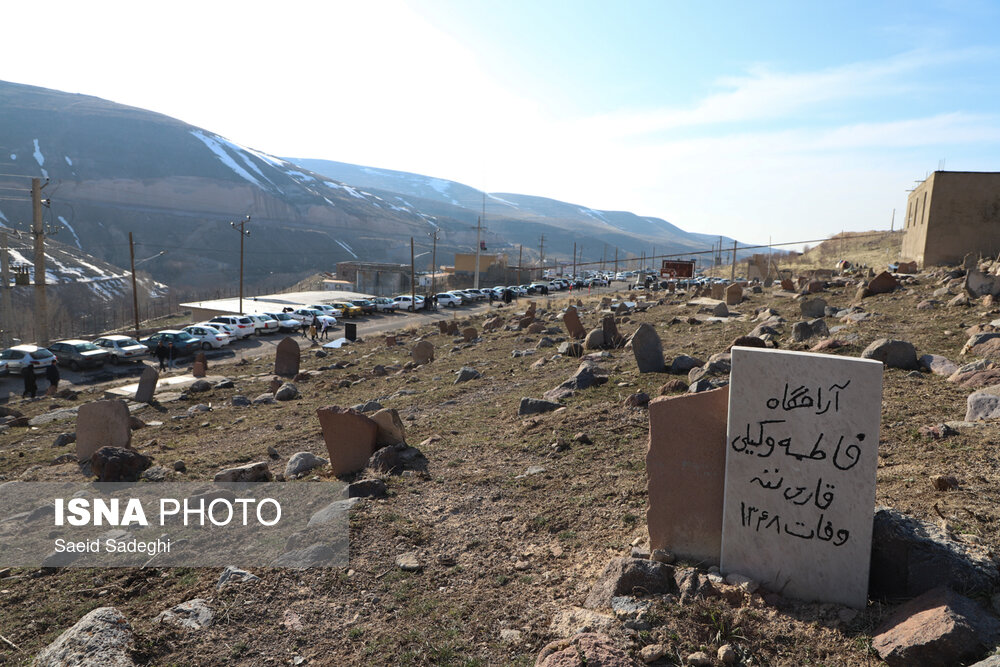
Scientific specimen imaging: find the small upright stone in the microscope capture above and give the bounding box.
[274,337,301,378]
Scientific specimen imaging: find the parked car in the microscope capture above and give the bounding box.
[393,294,425,311]
[182,325,230,349]
[0,345,57,374]
[308,304,344,318]
[140,330,200,357]
[371,297,399,313]
[264,312,301,332]
[292,308,337,329]
[93,335,148,364]
[245,313,280,335]
[436,292,462,308]
[194,321,236,344]
[329,301,363,318]
[48,339,111,371]
[209,315,255,340]
[350,299,376,315]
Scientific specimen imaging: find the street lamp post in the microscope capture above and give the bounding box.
[230,215,251,314]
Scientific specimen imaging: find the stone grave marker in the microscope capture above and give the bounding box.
[438,321,449,334]
[462,327,478,342]
[647,386,729,565]
[725,284,743,306]
[316,406,379,476]
[192,361,206,378]
[135,366,159,403]
[562,306,586,339]
[721,347,883,608]
[780,279,795,291]
[446,321,460,336]
[274,337,301,378]
[711,283,725,300]
[412,340,434,365]
[195,351,208,370]
[631,323,665,373]
[668,282,676,293]
[385,335,396,348]
[601,314,622,348]
[76,399,132,462]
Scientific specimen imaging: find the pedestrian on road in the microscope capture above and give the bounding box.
[45,363,60,392]
[167,341,176,369]
[21,365,36,399]
[320,318,330,340]
[309,315,319,342]
[155,340,168,371]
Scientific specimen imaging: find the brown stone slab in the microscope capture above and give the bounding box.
[725,284,743,305]
[192,361,206,378]
[274,337,301,378]
[316,406,379,476]
[135,366,159,403]
[562,306,586,339]
[646,385,729,565]
[76,399,132,462]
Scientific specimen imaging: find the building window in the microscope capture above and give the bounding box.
[921,192,928,226]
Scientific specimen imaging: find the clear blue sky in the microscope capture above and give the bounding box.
[1,0,998,245]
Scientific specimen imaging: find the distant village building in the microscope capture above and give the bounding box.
[335,262,410,296]
[901,171,1000,267]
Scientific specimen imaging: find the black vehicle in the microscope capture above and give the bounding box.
[350,299,377,316]
[47,339,111,371]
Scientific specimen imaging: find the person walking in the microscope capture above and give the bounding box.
[320,318,330,340]
[21,365,37,399]
[166,341,176,369]
[309,315,319,342]
[45,363,60,393]
[155,340,168,371]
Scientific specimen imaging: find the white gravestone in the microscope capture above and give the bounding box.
[721,347,883,609]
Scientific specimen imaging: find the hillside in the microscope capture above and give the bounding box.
[0,79,742,294]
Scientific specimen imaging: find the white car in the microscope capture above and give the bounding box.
[194,321,236,344]
[436,292,462,308]
[293,308,337,328]
[371,297,399,313]
[264,312,301,332]
[92,335,147,364]
[0,345,57,374]
[183,325,230,349]
[393,294,425,311]
[246,313,280,335]
[308,304,344,318]
[210,315,255,340]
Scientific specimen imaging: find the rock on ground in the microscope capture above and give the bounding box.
[518,397,562,415]
[860,338,919,370]
[872,586,1000,666]
[213,461,272,483]
[535,633,634,667]
[217,566,261,590]
[284,451,328,477]
[91,447,152,483]
[585,557,676,609]
[34,606,134,667]
[154,599,213,631]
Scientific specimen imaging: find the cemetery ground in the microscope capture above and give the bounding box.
[1,273,999,665]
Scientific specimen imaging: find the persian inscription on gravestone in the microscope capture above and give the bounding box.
[721,348,882,608]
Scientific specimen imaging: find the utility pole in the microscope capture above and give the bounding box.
[230,214,250,314]
[32,178,49,346]
[429,229,438,297]
[572,242,577,278]
[517,245,523,285]
[890,208,895,232]
[538,235,546,278]
[0,231,10,347]
[614,247,619,277]
[473,215,483,290]
[410,237,416,309]
[129,232,140,339]
[730,239,738,283]
[602,243,607,271]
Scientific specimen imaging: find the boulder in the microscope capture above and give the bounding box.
[411,340,434,365]
[919,354,959,377]
[669,355,704,374]
[860,338,919,370]
[455,367,481,383]
[868,271,899,295]
[371,408,406,446]
[558,342,583,358]
[154,599,214,631]
[872,587,1000,667]
[284,451,328,477]
[91,446,152,483]
[965,386,1000,420]
[274,383,299,401]
[870,508,999,599]
[712,302,729,317]
[800,297,827,319]
[535,633,632,667]
[34,607,134,667]
[583,328,605,350]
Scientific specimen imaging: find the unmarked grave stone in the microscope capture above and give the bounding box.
[711,283,725,300]
[721,347,882,608]
[274,337,301,378]
[316,406,379,476]
[192,361,206,378]
[563,306,586,339]
[647,386,729,564]
[135,366,159,403]
[76,399,132,462]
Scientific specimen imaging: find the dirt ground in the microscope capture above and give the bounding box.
[0,267,998,666]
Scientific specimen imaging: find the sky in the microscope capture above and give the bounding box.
[2,0,999,246]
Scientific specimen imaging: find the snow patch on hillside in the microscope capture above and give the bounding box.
[0,209,8,225]
[64,156,73,166]
[58,216,83,249]
[580,208,609,222]
[335,240,358,258]
[326,182,366,200]
[488,194,519,208]
[428,178,459,205]
[190,131,263,187]
[33,139,44,167]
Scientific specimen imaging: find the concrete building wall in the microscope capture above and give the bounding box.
[336,262,410,297]
[902,172,1000,266]
[454,253,505,274]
